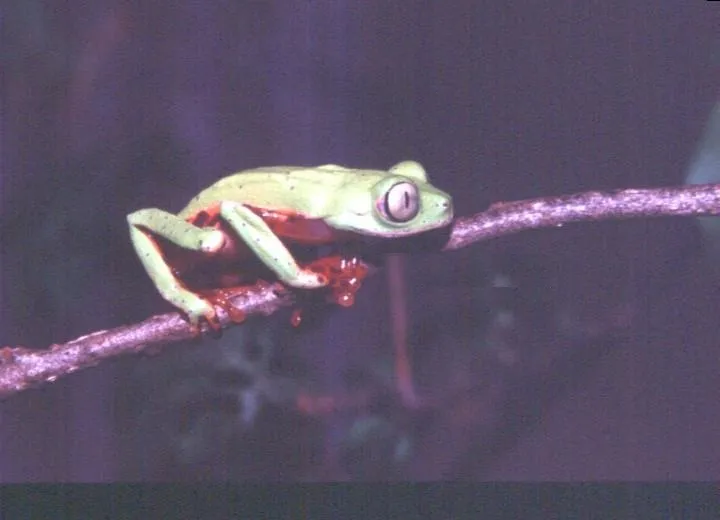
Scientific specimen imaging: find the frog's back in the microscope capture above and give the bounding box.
[178,165,386,219]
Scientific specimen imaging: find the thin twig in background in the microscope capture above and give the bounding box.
[387,254,416,407]
[1,183,719,398]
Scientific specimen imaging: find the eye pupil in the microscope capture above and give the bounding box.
[382,181,419,222]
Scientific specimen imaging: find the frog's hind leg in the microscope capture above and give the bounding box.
[219,201,328,288]
[128,208,225,328]
[128,208,225,252]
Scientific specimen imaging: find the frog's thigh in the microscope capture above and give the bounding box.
[219,201,327,288]
[127,208,224,252]
[127,210,215,321]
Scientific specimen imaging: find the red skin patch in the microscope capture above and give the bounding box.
[196,286,250,325]
[305,254,369,308]
[150,204,370,326]
[248,206,350,245]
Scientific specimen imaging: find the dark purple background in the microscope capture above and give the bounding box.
[1,2,718,480]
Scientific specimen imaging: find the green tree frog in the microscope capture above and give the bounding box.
[128,161,453,329]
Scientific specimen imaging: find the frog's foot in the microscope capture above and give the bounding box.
[295,269,329,289]
[199,286,249,326]
[305,254,369,308]
[181,296,221,337]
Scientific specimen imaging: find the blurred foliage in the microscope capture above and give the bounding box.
[685,103,720,267]
[116,316,323,479]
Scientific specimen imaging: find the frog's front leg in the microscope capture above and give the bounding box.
[218,202,328,288]
[128,208,226,328]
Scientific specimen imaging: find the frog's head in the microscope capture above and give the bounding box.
[326,161,453,238]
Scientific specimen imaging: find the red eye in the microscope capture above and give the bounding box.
[381,181,419,222]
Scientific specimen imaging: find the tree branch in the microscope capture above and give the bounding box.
[2,183,719,398]
[0,284,294,398]
[444,183,720,250]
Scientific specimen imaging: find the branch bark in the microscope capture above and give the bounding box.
[0,284,293,398]
[2,183,719,398]
[444,183,720,250]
